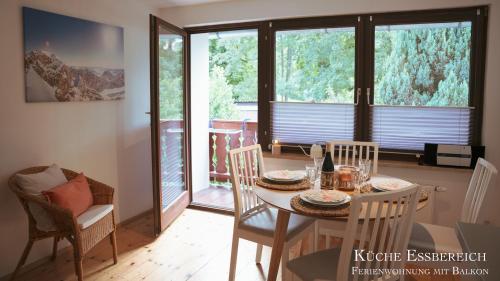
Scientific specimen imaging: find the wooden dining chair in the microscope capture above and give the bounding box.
[228,144,315,281]
[288,185,421,281]
[328,140,379,174]
[315,140,380,250]
[408,157,497,254]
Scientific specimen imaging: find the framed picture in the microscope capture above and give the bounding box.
[23,7,125,102]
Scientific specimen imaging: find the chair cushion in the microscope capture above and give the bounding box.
[43,173,94,217]
[16,164,67,195]
[288,248,375,281]
[409,222,462,253]
[238,208,314,239]
[77,204,113,229]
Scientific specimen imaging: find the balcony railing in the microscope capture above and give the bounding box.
[209,119,258,185]
[159,119,258,189]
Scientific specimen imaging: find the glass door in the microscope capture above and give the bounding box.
[150,15,190,235]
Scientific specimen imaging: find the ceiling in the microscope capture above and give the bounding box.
[143,0,234,8]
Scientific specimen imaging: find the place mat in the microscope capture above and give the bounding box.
[256,178,311,191]
[290,195,351,217]
[359,184,429,202]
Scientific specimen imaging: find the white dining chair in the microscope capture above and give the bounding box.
[288,185,422,281]
[314,140,380,250]
[408,157,497,254]
[328,140,379,174]
[228,144,315,281]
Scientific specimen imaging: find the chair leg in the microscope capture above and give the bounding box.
[110,231,118,264]
[228,234,239,281]
[305,232,314,255]
[281,244,292,281]
[314,221,319,251]
[51,236,59,261]
[255,243,263,264]
[73,248,83,281]
[10,240,34,281]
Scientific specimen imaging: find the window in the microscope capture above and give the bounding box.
[271,25,358,144]
[370,21,475,151]
[265,7,487,154]
[188,7,487,157]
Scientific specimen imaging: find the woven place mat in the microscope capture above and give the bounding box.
[360,184,430,202]
[290,195,351,217]
[256,178,311,191]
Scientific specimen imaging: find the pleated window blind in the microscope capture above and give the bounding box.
[370,106,473,151]
[271,102,355,144]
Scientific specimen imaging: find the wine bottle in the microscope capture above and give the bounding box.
[320,145,335,189]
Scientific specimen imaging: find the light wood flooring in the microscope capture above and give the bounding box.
[13,209,459,281]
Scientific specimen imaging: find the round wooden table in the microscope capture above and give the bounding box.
[254,174,428,281]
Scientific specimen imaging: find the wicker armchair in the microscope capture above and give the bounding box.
[8,166,118,281]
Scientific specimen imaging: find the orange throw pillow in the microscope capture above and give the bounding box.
[43,173,94,217]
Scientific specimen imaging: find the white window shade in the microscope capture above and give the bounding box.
[271,102,355,144]
[370,106,473,151]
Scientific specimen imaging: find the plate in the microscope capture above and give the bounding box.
[370,177,413,192]
[264,170,305,183]
[299,190,351,207]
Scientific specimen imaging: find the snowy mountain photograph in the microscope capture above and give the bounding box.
[23,7,124,102]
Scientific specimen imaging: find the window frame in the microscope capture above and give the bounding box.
[185,6,488,159]
[266,16,362,149]
[364,7,488,153]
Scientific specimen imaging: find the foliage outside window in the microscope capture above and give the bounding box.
[159,34,184,120]
[375,22,471,107]
[275,28,355,103]
[209,30,258,120]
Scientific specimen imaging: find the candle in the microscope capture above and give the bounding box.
[272,140,281,155]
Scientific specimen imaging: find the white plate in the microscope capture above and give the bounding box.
[264,170,305,182]
[299,190,351,206]
[370,177,413,192]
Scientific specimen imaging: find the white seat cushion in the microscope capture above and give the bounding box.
[77,204,113,230]
[409,222,462,253]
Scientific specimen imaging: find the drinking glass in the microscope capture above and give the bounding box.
[358,159,372,183]
[305,164,317,187]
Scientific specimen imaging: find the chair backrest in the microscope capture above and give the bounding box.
[461,158,498,223]
[228,144,266,220]
[337,185,421,281]
[328,140,379,174]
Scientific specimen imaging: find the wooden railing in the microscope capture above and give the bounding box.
[159,119,258,188]
[209,120,258,184]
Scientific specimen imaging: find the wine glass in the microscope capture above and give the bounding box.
[358,159,372,183]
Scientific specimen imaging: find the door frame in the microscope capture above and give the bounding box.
[150,14,192,236]
[184,22,265,214]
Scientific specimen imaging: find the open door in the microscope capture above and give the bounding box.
[150,15,190,235]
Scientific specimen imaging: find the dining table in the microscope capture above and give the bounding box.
[254,174,429,281]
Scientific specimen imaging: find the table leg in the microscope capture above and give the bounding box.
[268,209,290,281]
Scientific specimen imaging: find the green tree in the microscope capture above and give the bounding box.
[209,66,240,120]
[375,24,471,106]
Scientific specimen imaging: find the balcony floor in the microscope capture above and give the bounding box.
[193,184,235,210]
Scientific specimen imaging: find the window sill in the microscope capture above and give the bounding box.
[262,151,473,173]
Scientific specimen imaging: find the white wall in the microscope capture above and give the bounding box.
[190,33,210,193]
[0,0,156,276]
[160,0,500,225]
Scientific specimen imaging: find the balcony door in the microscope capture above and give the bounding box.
[150,15,190,235]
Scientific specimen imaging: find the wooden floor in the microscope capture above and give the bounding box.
[14,209,459,281]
